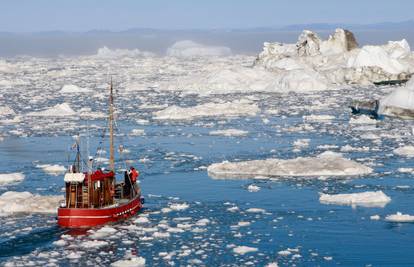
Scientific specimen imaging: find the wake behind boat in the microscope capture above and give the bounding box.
[57,80,143,228]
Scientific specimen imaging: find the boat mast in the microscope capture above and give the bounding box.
[109,78,115,172]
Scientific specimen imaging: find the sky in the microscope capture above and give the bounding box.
[2,0,414,32]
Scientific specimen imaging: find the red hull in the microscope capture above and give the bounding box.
[57,195,142,228]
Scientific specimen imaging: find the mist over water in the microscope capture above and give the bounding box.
[2,29,414,57]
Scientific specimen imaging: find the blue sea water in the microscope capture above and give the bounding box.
[1,89,414,266]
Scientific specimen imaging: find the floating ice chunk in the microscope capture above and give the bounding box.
[52,239,67,247]
[246,208,266,213]
[237,221,251,227]
[349,115,377,124]
[169,203,189,211]
[0,191,62,214]
[154,100,259,120]
[134,216,149,224]
[130,129,145,136]
[0,172,25,185]
[385,212,414,222]
[379,79,414,118]
[393,146,414,157]
[36,164,66,175]
[80,240,108,249]
[398,167,414,173]
[209,129,248,137]
[153,232,170,238]
[303,115,335,122]
[166,40,231,58]
[370,215,381,220]
[207,151,372,179]
[0,106,15,116]
[89,226,117,239]
[265,263,279,267]
[111,256,146,267]
[247,184,260,192]
[340,145,370,152]
[60,84,91,93]
[233,245,258,255]
[27,103,77,117]
[319,191,391,208]
[293,139,310,148]
[277,250,291,256]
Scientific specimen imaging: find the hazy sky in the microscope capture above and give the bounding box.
[2,0,414,32]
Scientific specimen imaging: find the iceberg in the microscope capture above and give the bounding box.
[27,103,77,117]
[378,78,414,118]
[207,151,372,179]
[255,28,413,86]
[167,40,232,58]
[319,191,391,208]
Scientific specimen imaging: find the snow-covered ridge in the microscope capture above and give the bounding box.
[207,151,372,179]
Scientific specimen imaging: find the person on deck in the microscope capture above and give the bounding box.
[129,166,139,197]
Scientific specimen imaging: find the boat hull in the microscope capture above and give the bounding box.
[57,195,142,228]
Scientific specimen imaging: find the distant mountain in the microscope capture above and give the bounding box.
[279,20,414,31]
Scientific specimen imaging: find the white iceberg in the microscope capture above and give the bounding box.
[319,191,391,208]
[36,164,66,175]
[207,151,372,179]
[27,103,77,117]
[167,40,231,58]
[378,78,414,118]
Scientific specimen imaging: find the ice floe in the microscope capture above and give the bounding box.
[0,172,25,185]
[36,164,66,175]
[207,151,372,179]
[209,129,248,137]
[385,212,414,222]
[393,145,414,157]
[319,191,391,208]
[111,256,146,267]
[0,191,63,214]
[233,245,258,255]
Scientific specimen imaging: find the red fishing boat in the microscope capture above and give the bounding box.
[57,80,143,228]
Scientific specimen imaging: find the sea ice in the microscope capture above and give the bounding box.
[393,145,414,157]
[209,129,248,137]
[207,151,372,179]
[385,212,414,222]
[0,191,62,214]
[233,245,258,255]
[110,256,146,267]
[27,103,77,117]
[36,164,66,175]
[154,100,259,120]
[60,84,91,93]
[319,191,391,208]
[0,172,25,185]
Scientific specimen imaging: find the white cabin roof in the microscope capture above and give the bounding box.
[64,173,85,183]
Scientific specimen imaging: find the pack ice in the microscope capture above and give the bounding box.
[0,191,63,214]
[207,152,372,179]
